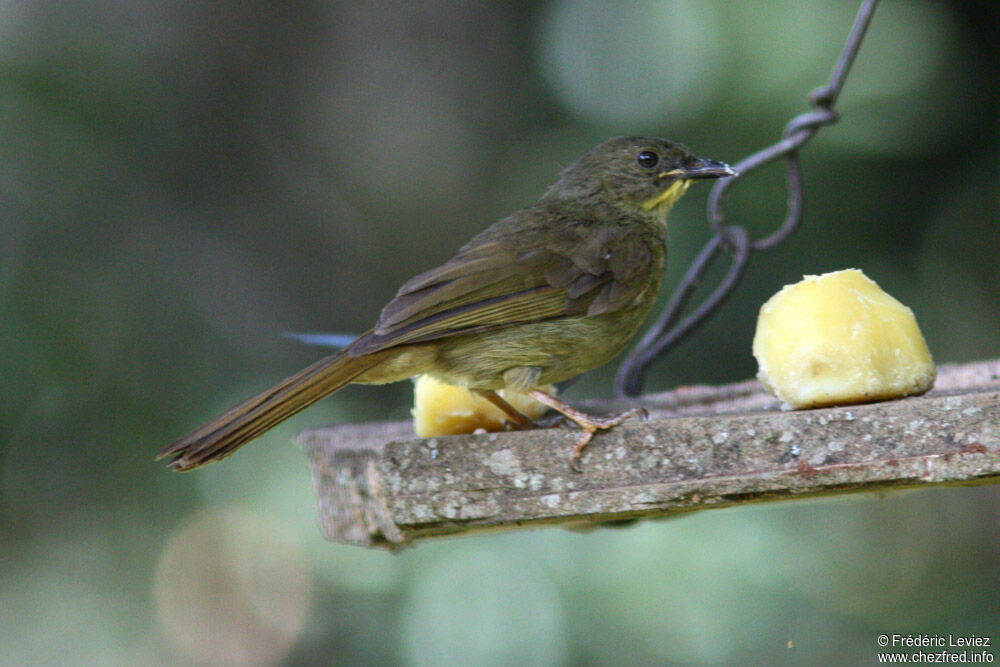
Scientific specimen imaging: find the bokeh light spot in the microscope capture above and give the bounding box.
[402,543,569,666]
[153,506,313,666]
[537,0,724,128]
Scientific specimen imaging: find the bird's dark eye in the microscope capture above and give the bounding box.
[637,150,659,169]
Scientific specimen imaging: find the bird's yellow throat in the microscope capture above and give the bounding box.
[640,179,691,212]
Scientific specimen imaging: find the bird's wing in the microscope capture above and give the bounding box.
[349,209,659,355]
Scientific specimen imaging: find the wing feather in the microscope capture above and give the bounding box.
[351,206,660,356]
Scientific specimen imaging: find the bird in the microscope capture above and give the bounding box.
[159,136,735,472]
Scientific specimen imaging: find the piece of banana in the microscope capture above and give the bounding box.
[753,269,935,409]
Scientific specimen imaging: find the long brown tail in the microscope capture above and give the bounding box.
[158,350,382,471]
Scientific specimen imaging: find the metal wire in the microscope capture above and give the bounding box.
[615,0,880,397]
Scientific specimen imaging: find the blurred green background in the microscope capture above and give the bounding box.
[3,0,999,664]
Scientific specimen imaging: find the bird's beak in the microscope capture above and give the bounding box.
[661,159,737,180]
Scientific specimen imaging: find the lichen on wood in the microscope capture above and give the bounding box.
[300,360,1000,549]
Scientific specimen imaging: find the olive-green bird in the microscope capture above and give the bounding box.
[159,137,735,471]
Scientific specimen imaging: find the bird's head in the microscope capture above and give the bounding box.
[544,136,736,215]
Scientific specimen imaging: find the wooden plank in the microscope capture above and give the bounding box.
[300,360,1000,549]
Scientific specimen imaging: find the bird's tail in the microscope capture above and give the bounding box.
[158,349,383,471]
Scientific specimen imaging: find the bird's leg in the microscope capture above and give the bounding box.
[477,390,533,429]
[527,389,647,471]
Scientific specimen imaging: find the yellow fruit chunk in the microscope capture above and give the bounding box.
[412,375,555,437]
[753,269,935,409]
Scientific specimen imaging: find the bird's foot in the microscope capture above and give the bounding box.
[527,389,647,472]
